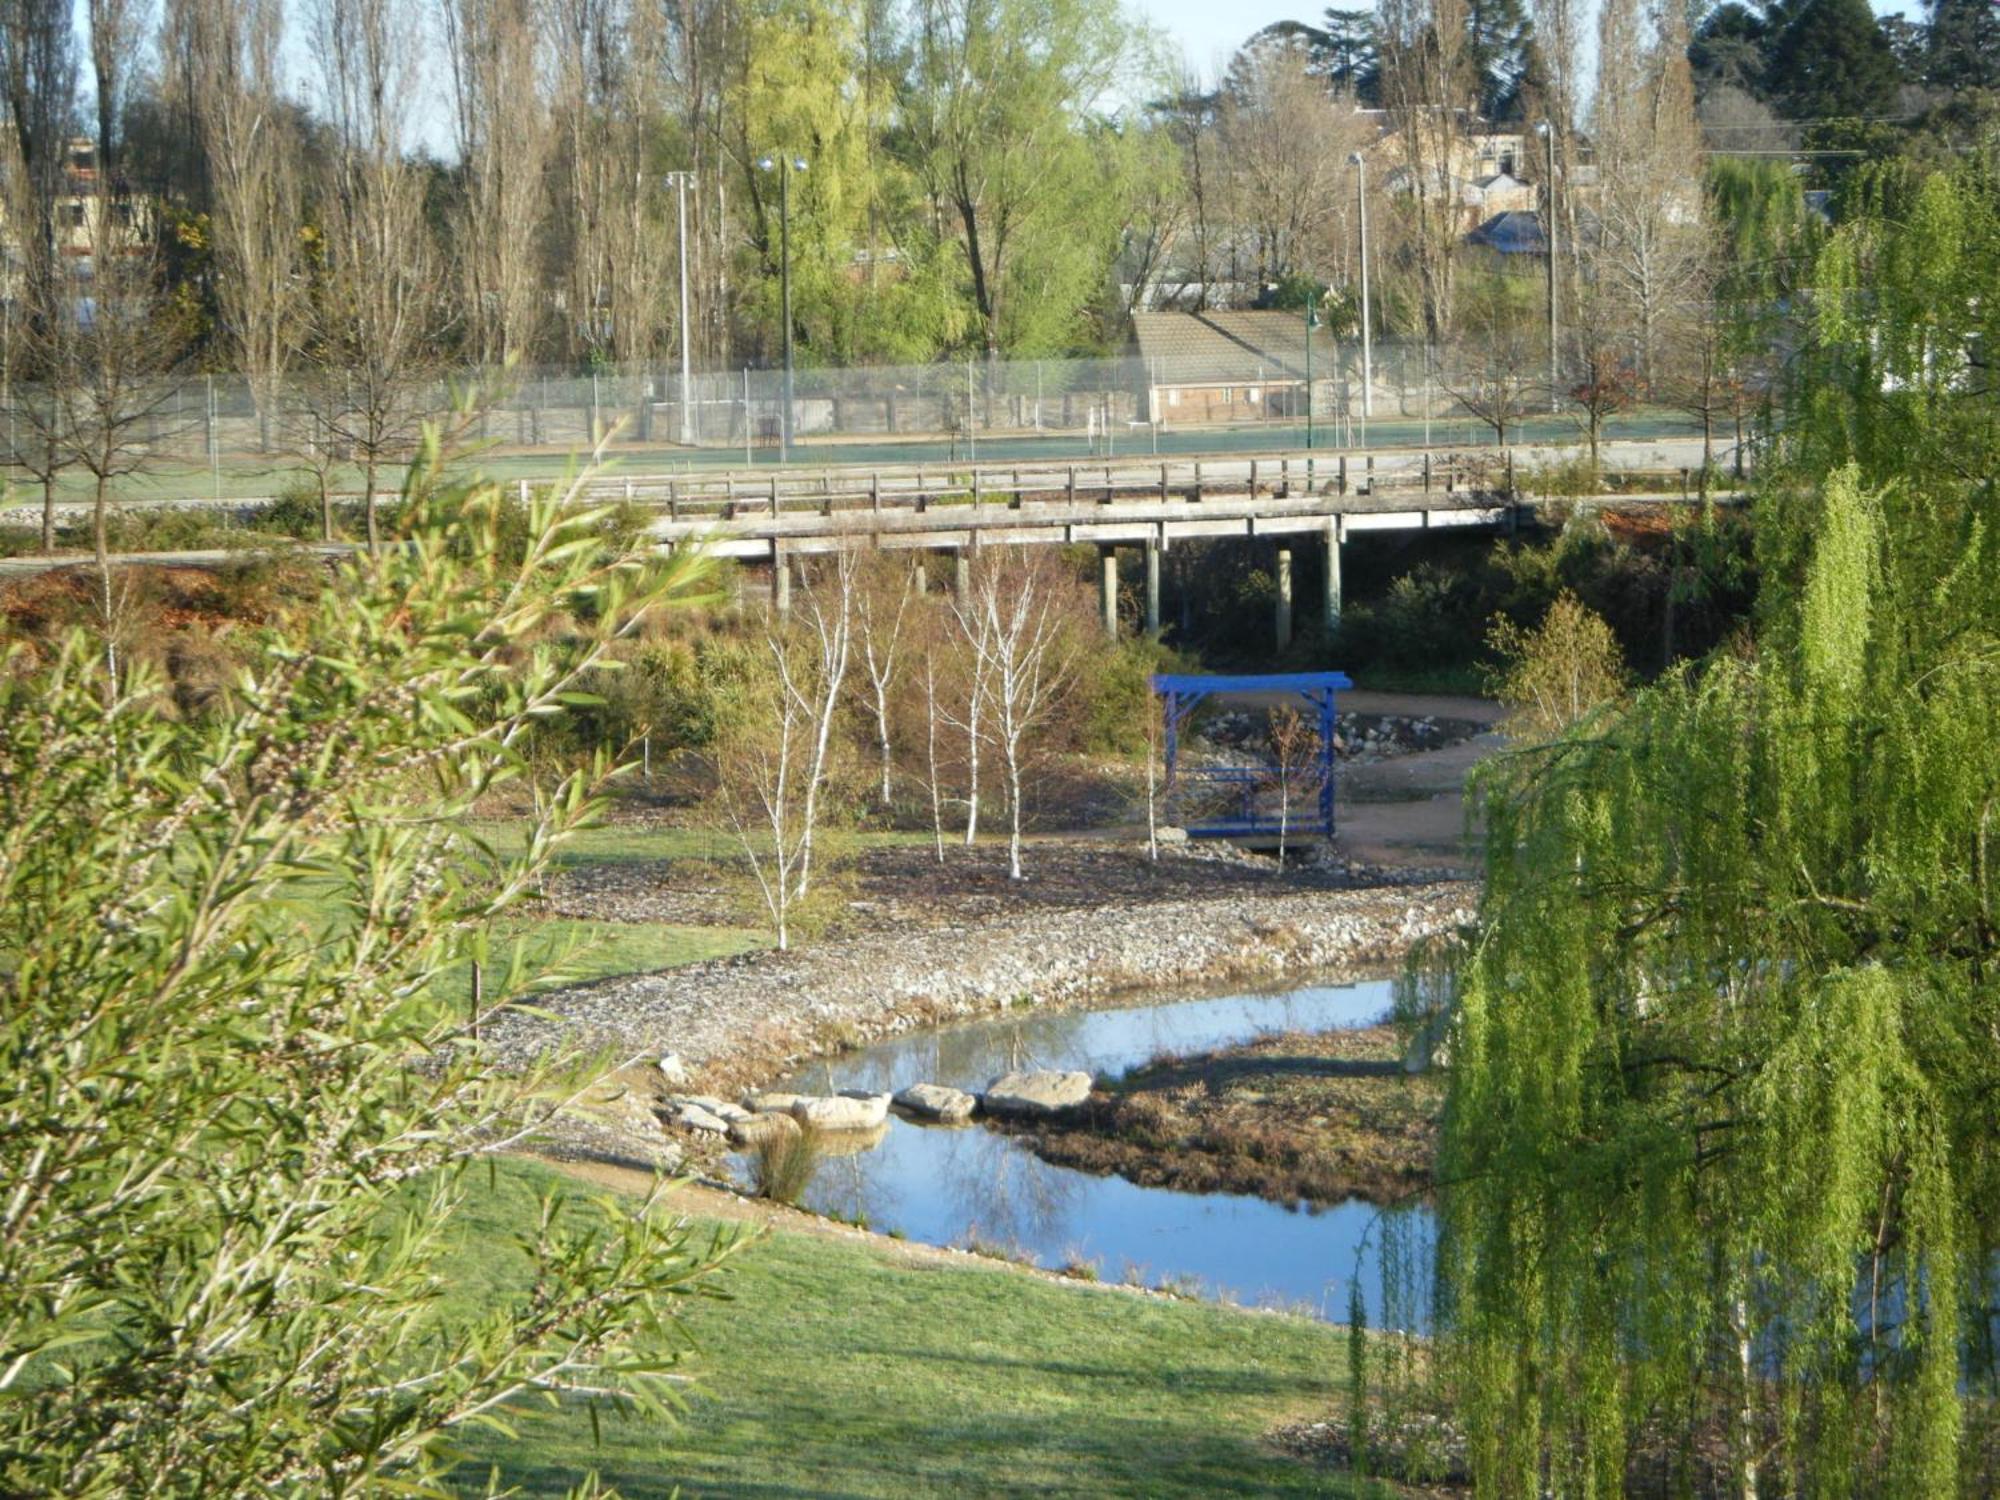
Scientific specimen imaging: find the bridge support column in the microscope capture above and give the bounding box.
[772,549,791,616]
[1275,545,1294,652]
[1143,538,1161,636]
[1100,546,1119,638]
[952,547,970,600]
[1323,519,1342,631]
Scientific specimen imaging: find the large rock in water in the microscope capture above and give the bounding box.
[728,1112,800,1147]
[669,1101,731,1135]
[789,1092,892,1131]
[980,1070,1094,1118]
[893,1082,978,1124]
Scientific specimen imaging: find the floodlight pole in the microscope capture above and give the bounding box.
[665,170,695,447]
[1540,121,1559,414]
[757,154,809,460]
[1350,152,1372,421]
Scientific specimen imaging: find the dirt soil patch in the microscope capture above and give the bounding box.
[1003,1024,1440,1207]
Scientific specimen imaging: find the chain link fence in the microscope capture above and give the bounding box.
[1,338,1705,484]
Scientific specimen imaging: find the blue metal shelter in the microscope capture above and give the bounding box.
[1151,671,1353,840]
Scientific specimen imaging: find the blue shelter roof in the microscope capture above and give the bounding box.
[1152,672,1353,695]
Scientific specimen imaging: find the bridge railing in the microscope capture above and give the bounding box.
[557,447,1738,524]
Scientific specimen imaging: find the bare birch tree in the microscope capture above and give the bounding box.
[783,549,856,900]
[953,550,1084,880]
[938,578,997,847]
[851,549,915,809]
[712,549,856,948]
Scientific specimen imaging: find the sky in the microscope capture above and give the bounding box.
[1133,0,1923,87]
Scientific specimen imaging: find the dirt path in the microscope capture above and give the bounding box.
[1334,693,1504,872]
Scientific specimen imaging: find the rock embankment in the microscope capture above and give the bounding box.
[488,877,1475,1100]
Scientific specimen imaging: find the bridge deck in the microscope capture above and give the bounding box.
[624,448,1741,558]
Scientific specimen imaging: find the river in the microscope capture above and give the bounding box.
[727,976,1436,1323]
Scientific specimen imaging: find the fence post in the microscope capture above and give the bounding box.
[970,466,980,507]
[871,471,881,511]
[668,479,679,519]
[1192,460,1202,502]
[1338,454,1347,495]
[1159,463,1169,503]
[743,368,752,466]
[1423,451,1432,493]
[1250,458,1259,497]
[1067,465,1077,505]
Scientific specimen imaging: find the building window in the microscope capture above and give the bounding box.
[1246,388,1261,404]
[1167,389,1180,406]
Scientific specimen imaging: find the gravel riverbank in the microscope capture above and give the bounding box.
[490,846,1475,1106]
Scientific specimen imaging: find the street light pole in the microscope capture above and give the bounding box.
[1539,121,1558,414]
[665,170,695,447]
[1349,152,1372,422]
[757,154,809,461]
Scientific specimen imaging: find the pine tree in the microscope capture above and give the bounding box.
[1764,0,1903,121]
[1925,0,2000,89]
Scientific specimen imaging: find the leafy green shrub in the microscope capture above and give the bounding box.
[1073,634,1197,755]
[260,484,329,540]
[1522,455,1601,498]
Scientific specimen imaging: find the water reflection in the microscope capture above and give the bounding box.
[731,976,1437,1321]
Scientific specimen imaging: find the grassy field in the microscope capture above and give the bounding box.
[469,818,932,866]
[434,915,765,1005]
[449,1159,1358,1498]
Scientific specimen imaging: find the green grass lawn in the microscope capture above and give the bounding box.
[450,1160,1357,1498]
[434,916,766,1005]
[468,818,932,868]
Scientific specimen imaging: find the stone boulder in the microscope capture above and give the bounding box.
[728,1112,800,1148]
[669,1101,731,1135]
[892,1082,978,1124]
[670,1094,752,1124]
[789,1092,892,1132]
[743,1091,807,1114]
[980,1070,1094,1118]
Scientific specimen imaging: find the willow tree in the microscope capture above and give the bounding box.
[1435,162,2000,1496]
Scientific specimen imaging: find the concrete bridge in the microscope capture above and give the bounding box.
[628,441,1743,645]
